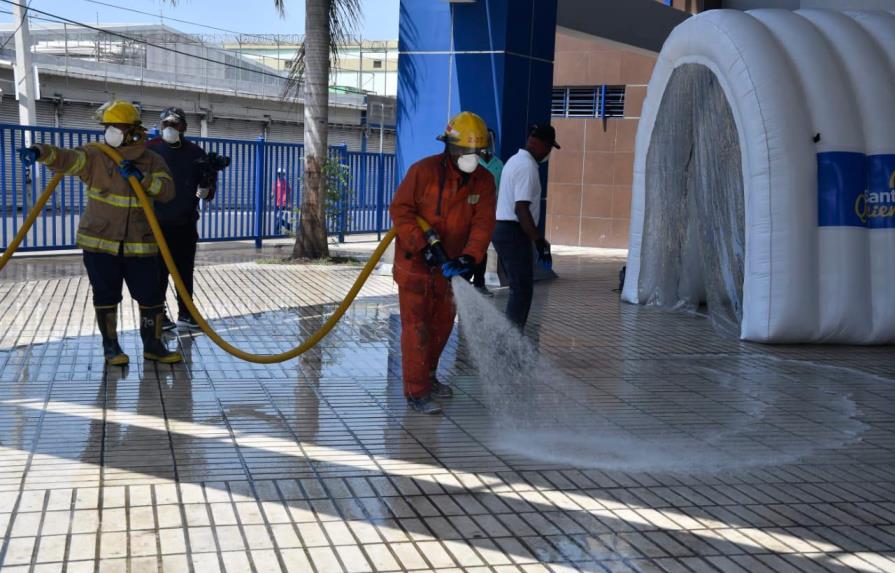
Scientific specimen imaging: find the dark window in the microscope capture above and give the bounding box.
[602,86,626,118]
[567,88,599,117]
[551,86,627,119]
[373,60,383,69]
[551,88,567,117]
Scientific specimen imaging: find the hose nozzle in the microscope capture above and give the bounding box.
[417,217,449,266]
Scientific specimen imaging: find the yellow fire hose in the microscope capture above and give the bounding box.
[0,172,65,271]
[0,144,396,364]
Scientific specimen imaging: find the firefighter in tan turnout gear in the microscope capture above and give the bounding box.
[18,100,183,365]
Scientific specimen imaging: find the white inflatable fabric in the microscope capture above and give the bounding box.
[623,9,895,344]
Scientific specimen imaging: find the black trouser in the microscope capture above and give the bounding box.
[83,247,164,307]
[491,221,534,328]
[157,222,199,320]
[471,252,487,288]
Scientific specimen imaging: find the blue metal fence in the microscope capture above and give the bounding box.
[0,123,398,252]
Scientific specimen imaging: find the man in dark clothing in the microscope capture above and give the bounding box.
[146,107,217,331]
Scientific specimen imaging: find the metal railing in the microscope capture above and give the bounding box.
[0,124,398,252]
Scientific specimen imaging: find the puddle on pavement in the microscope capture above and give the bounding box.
[452,278,870,474]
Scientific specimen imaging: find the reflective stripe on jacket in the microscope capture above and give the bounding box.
[36,142,175,256]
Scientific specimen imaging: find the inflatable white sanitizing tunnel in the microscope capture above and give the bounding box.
[622,9,895,344]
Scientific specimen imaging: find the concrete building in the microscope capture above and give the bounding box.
[0,23,396,151]
[231,39,399,97]
[545,33,656,248]
[544,1,698,249]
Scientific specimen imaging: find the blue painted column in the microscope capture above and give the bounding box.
[397,0,558,234]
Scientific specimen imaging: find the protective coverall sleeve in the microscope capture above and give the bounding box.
[462,177,497,263]
[142,154,175,203]
[34,143,91,181]
[390,163,427,252]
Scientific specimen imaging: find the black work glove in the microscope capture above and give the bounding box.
[442,254,476,279]
[421,243,449,267]
[535,238,553,271]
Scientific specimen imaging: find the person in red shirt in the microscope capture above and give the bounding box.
[274,168,292,233]
[389,112,497,414]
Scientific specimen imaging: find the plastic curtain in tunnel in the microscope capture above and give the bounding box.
[639,64,745,335]
[624,9,895,344]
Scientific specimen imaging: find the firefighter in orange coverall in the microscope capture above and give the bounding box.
[390,112,497,414]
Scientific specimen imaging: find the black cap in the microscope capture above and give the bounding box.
[529,123,561,149]
[160,107,187,124]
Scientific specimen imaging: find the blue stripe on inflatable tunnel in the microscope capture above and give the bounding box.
[818,152,895,229]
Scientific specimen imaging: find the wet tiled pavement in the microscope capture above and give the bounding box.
[1,241,894,572]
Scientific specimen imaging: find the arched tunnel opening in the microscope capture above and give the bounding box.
[637,63,746,335]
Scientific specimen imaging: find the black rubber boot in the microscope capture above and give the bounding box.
[140,305,183,364]
[95,305,129,366]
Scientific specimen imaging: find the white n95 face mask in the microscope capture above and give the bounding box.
[104,126,125,148]
[457,154,478,174]
[162,126,181,144]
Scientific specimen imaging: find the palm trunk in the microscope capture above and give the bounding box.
[292,0,331,259]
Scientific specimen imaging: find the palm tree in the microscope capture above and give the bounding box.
[278,0,362,260]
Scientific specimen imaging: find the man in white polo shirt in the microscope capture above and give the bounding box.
[492,124,558,329]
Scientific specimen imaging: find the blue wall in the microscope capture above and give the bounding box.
[397,0,558,227]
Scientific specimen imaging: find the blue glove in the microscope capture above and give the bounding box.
[535,238,553,271]
[118,160,143,181]
[18,146,40,167]
[442,255,476,279]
